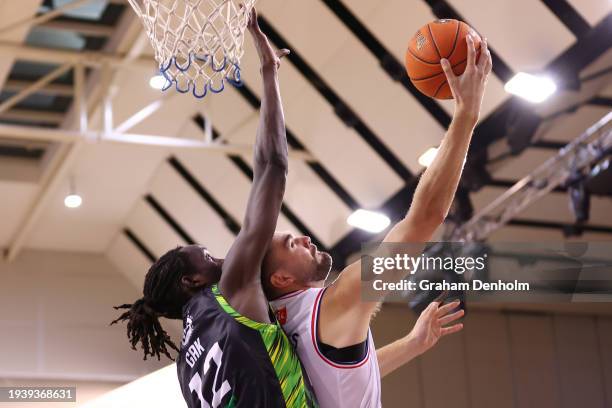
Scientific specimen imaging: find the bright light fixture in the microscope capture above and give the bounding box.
[504,72,557,103]
[347,209,390,233]
[149,74,168,90]
[418,147,439,167]
[64,194,82,208]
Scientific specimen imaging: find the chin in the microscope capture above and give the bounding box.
[313,252,333,281]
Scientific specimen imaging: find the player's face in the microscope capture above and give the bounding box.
[269,232,333,287]
[180,245,223,285]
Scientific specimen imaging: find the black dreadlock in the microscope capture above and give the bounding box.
[111,246,190,361]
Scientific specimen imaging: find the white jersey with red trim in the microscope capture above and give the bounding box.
[269,288,381,408]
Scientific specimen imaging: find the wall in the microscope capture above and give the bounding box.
[372,303,612,408]
[0,249,180,392]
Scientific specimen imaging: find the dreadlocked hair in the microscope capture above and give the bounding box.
[111,246,190,361]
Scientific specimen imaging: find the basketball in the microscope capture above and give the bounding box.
[406,19,482,99]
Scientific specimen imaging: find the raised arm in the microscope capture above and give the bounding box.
[320,35,492,347]
[384,35,491,244]
[219,9,291,322]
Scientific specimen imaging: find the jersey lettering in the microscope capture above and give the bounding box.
[188,342,231,408]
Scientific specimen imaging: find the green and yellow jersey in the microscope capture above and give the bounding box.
[177,285,318,408]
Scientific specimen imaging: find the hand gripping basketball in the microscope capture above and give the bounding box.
[441,35,492,123]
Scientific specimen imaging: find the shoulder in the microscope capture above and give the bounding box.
[270,288,322,309]
[269,288,323,328]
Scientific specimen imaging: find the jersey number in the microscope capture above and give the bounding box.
[188,342,231,408]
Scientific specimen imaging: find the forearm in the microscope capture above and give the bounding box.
[409,112,476,225]
[377,335,423,378]
[254,67,288,172]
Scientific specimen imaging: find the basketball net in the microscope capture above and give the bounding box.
[127,0,256,98]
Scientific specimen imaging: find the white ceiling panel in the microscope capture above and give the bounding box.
[107,232,152,289]
[238,35,404,208]
[256,0,373,70]
[473,186,612,227]
[448,0,575,71]
[491,148,558,180]
[537,106,611,143]
[345,0,509,122]
[602,82,612,98]
[27,142,168,252]
[125,200,186,259]
[566,0,612,26]
[148,161,235,257]
[283,160,353,245]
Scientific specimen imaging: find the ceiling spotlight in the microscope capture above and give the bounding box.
[504,72,557,103]
[64,194,82,209]
[149,74,169,90]
[64,176,82,209]
[418,147,439,168]
[347,209,390,233]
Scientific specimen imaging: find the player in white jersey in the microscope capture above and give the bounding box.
[264,35,492,407]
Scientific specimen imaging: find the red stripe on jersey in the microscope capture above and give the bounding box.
[310,288,370,369]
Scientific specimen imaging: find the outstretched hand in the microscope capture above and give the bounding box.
[407,299,464,354]
[441,34,492,124]
[247,8,290,71]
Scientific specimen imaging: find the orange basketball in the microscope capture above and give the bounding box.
[405,19,482,99]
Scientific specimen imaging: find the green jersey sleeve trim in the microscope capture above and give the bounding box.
[211,285,277,332]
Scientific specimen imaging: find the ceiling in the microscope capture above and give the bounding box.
[0,0,610,279]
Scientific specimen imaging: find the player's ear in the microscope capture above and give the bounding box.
[270,271,294,289]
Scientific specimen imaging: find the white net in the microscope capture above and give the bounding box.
[128,0,256,98]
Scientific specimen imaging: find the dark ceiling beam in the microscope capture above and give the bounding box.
[168,156,241,235]
[589,97,612,107]
[546,13,612,88]
[531,140,568,150]
[145,194,196,245]
[124,228,156,263]
[540,0,591,39]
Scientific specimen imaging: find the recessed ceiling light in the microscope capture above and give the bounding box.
[149,74,169,90]
[347,209,390,233]
[64,194,82,208]
[504,72,557,103]
[418,147,439,168]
